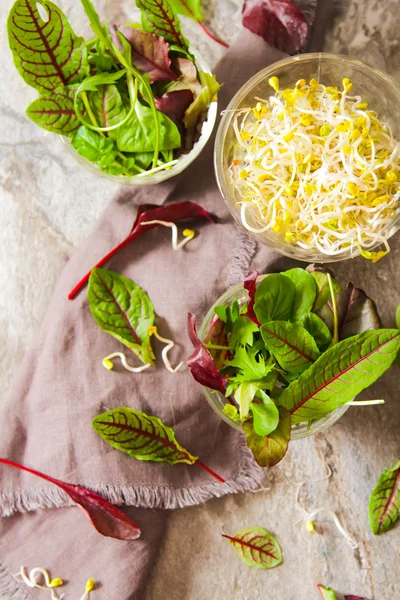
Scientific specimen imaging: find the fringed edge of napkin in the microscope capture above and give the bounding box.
[227,225,258,287]
[0,438,264,517]
[0,561,29,599]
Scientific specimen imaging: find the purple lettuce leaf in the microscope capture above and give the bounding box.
[110,25,177,83]
[339,282,382,340]
[242,0,309,54]
[155,89,194,130]
[243,271,261,326]
[187,313,227,394]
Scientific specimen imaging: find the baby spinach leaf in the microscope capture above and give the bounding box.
[339,282,382,340]
[136,0,189,49]
[229,316,259,348]
[93,407,197,465]
[261,321,320,374]
[369,459,400,535]
[250,391,279,436]
[117,100,181,152]
[222,527,282,569]
[111,25,177,83]
[278,329,400,424]
[131,152,154,169]
[71,126,115,163]
[298,312,332,350]
[183,71,220,130]
[254,274,296,324]
[88,267,155,365]
[8,0,89,93]
[282,268,317,322]
[243,407,290,468]
[26,88,81,136]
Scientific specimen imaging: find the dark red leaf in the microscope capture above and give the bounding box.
[110,25,177,83]
[339,282,382,340]
[68,201,217,299]
[187,313,227,394]
[0,458,140,541]
[155,90,194,129]
[203,314,230,370]
[242,0,309,54]
[243,271,261,326]
[345,596,369,600]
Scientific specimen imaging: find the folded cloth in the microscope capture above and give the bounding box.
[0,4,326,597]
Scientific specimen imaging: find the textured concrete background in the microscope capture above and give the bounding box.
[1,1,400,599]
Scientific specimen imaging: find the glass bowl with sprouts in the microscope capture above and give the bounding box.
[215,53,400,263]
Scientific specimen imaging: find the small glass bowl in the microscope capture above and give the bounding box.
[198,275,349,440]
[62,49,217,186]
[214,53,400,263]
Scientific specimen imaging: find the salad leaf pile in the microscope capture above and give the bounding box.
[188,266,400,468]
[7,0,220,178]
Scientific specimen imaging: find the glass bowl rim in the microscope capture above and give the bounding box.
[198,274,350,440]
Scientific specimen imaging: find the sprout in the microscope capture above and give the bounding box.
[140,220,195,250]
[148,326,183,373]
[230,77,400,259]
[306,508,358,550]
[102,353,151,373]
[19,567,64,600]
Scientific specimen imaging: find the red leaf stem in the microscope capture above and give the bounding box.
[196,459,225,483]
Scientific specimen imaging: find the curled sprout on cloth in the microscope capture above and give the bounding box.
[102,353,152,373]
[230,76,400,259]
[19,567,96,600]
[140,220,195,250]
[103,327,183,374]
[148,326,183,373]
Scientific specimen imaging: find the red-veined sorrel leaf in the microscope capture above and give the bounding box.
[68,201,217,299]
[242,0,309,54]
[0,458,140,540]
[7,0,89,93]
[278,329,400,424]
[26,88,81,136]
[93,407,225,482]
[187,313,227,394]
[88,268,155,365]
[339,282,382,340]
[222,527,282,569]
[243,271,260,326]
[261,321,320,374]
[369,459,400,535]
[136,0,189,49]
[243,407,290,468]
[110,25,177,83]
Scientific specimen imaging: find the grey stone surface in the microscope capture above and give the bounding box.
[1,1,399,599]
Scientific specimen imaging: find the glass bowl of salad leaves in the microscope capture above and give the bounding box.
[214,53,400,263]
[188,266,400,468]
[7,0,220,185]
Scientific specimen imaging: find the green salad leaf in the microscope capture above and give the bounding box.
[317,586,338,600]
[278,329,400,424]
[88,267,155,365]
[170,0,203,21]
[298,312,332,350]
[117,99,181,152]
[254,274,296,324]
[89,84,127,133]
[183,71,220,130]
[282,267,317,322]
[8,0,88,93]
[261,321,320,374]
[72,126,115,163]
[229,316,259,348]
[222,527,282,569]
[26,88,81,136]
[243,407,290,468]
[250,391,279,436]
[369,459,400,535]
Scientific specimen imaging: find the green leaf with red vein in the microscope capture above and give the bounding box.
[243,407,290,467]
[261,321,320,374]
[278,329,400,425]
[7,0,89,93]
[110,25,177,83]
[222,527,282,569]
[136,0,189,49]
[369,459,400,535]
[170,0,203,21]
[0,458,140,540]
[26,87,81,136]
[93,407,197,465]
[88,268,155,365]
